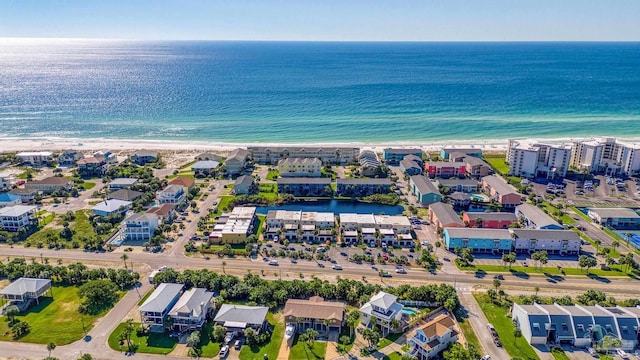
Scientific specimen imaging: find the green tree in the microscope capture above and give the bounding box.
[47,342,56,357]
[347,310,360,337]
[513,327,522,345]
[120,253,129,270]
[244,327,257,347]
[11,320,31,339]
[77,354,93,360]
[600,334,622,355]
[212,325,227,342]
[222,261,227,274]
[443,342,481,360]
[186,331,201,347]
[4,305,20,326]
[578,255,597,273]
[78,279,119,314]
[304,328,319,348]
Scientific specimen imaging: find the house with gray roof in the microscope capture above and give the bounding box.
[409,175,441,205]
[360,291,404,336]
[587,207,640,229]
[139,283,184,332]
[277,177,332,197]
[109,178,139,190]
[603,306,640,350]
[130,150,158,165]
[512,304,551,345]
[511,229,581,255]
[168,288,214,332]
[224,148,249,175]
[400,159,423,176]
[428,202,464,229]
[0,278,52,309]
[534,304,576,344]
[234,175,256,195]
[192,160,220,177]
[108,188,144,202]
[91,199,132,217]
[436,178,479,193]
[515,203,563,230]
[214,304,269,331]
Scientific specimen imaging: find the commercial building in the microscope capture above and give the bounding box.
[587,208,640,229]
[209,207,257,244]
[409,175,442,205]
[506,139,571,179]
[278,158,322,177]
[249,146,359,165]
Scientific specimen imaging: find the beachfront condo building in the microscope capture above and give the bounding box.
[506,139,571,179]
[277,157,322,177]
[570,137,640,176]
[248,146,359,165]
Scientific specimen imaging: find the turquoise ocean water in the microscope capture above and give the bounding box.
[0,40,639,144]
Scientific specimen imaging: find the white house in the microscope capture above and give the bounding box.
[360,291,404,336]
[91,199,132,217]
[168,288,214,332]
[156,185,187,205]
[16,152,54,167]
[139,283,184,332]
[515,204,563,230]
[0,172,16,191]
[0,205,37,232]
[124,213,159,242]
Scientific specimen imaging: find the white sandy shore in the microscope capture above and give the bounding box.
[0,136,511,154]
[1,136,639,154]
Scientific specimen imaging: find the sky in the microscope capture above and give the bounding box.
[0,0,639,41]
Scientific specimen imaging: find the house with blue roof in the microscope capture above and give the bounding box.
[0,193,21,208]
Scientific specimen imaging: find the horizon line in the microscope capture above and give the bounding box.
[1,37,639,43]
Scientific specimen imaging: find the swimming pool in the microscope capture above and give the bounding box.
[402,308,418,316]
[470,194,485,201]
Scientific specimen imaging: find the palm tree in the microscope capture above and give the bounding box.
[534,286,540,296]
[513,327,522,346]
[625,232,633,247]
[120,253,129,269]
[222,261,227,274]
[47,342,56,357]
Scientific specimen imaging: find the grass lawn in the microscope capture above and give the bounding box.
[484,155,509,175]
[213,195,234,216]
[266,169,279,181]
[137,288,154,306]
[466,263,635,278]
[551,348,570,360]
[108,322,177,355]
[377,332,402,350]
[71,210,99,243]
[254,215,265,236]
[288,336,327,360]
[25,228,60,247]
[456,313,483,353]
[382,352,403,360]
[41,213,56,226]
[473,293,539,360]
[199,321,221,357]
[239,313,284,360]
[569,206,592,222]
[0,286,106,345]
[81,182,96,190]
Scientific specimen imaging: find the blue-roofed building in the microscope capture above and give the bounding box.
[442,228,513,254]
[535,304,575,345]
[512,304,551,345]
[560,305,595,348]
[579,306,619,345]
[604,306,640,350]
[0,193,22,208]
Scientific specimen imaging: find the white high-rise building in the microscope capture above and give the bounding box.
[570,137,640,176]
[507,139,571,179]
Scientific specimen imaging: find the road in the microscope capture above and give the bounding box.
[458,291,509,360]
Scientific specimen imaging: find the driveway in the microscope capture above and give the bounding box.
[458,291,509,360]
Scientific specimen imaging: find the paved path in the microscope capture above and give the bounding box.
[276,333,291,360]
[458,291,510,360]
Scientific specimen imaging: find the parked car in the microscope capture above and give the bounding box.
[481,356,491,360]
[268,260,279,266]
[332,264,343,270]
[395,267,407,274]
[234,340,242,350]
[219,345,229,357]
[616,349,629,359]
[493,274,504,280]
[224,332,234,344]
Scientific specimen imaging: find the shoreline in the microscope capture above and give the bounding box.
[1,135,639,154]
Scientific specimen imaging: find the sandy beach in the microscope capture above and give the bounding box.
[0,136,523,154]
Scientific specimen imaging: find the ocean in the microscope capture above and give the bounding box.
[0,40,639,144]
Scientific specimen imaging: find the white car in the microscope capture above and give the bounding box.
[395,267,407,274]
[268,260,279,266]
[332,264,343,270]
[481,356,491,360]
[219,345,229,358]
[616,349,629,359]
